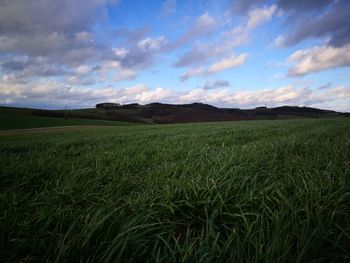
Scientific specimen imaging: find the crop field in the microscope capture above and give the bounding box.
[1,118,350,262]
[0,108,136,130]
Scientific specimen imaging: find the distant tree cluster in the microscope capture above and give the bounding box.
[95,102,121,109]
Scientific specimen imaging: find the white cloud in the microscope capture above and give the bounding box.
[177,84,350,111]
[195,12,216,30]
[274,35,285,47]
[209,53,248,73]
[180,67,205,82]
[246,5,277,29]
[137,37,167,51]
[180,53,248,81]
[0,80,173,108]
[135,87,172,103]
[175,4,275,80]
[1,78,350,111]
[225,5,277,38]
[113,47,129,58]
[288,44,350,76]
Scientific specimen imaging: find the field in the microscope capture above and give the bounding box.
[0,107,136,130]
[2,103,348,127]
[1,118,350,262]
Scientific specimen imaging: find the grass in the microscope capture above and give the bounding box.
[0,107,137,130]
[0,118,350,262]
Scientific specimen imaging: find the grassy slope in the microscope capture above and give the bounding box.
[1,119,350,262]
[0,108,136,130]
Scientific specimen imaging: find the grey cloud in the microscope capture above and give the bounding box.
[0,0,124,84]
[1,60,29,71]
[228,0,350,47]
[1,56,67,77]
[111,28,168,70]
[0,0,117,35]
[174,44,210,67]
[229,0,261,13]
[318,83,332,90]
[114,27,151,44]
[0,0,168,83]
[277,0,333,13]
[0,32,114,64]
[229,0,331,14]
[203,80,230,90]
[283,0,350,47]
[92,65,102,71]
[116,51,151,69]
[0,33,70,56]
[115,43,166,70]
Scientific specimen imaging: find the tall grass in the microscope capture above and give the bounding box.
[1,119,349,262]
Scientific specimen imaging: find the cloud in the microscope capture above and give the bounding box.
[174,5,274,69]
[229,0,332,14]
[180,53,248,81]
[166,12,217,51]
[0,0,169,86]
[180,68,205,82]
[137,37,168,52]
[88,61,138,82]
[0,0,136,87]
[318,83,332,90]
[177,84,350,112]
[276,0,333,13]
[274,35,285,47]
[160,0,176,15]
[282,0,350,47]
[209,53,248,73]
[229,0,350,48]
[111,30,168,71]
[229,0,261,13]
[288,44,350,76]
[202,80,230,90]
[174,32,248,68]
[105,35,168,71]
[1,76,350,111]
[0,79,173,108]
[0,56,68,80]
[0,0,117,35]
[0,0,118,58]
[114,27,151,44]
[246,5,277,29]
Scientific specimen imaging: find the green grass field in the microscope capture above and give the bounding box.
[1,119,350,262]
[0,107,136,130]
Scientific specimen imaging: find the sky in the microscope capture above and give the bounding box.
[0,0,350,111]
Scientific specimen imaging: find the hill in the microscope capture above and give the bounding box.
[1,103,349,129]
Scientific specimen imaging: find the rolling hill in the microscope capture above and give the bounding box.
[1,103,349,129]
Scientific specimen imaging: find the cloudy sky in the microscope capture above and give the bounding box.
[0,0,350,111]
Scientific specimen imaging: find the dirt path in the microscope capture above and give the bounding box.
[0,125,115,136]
